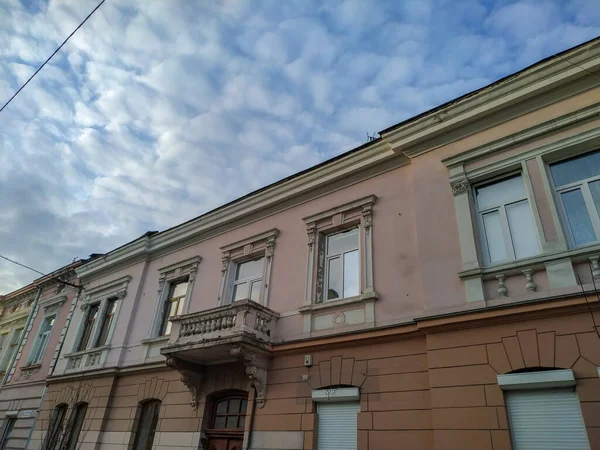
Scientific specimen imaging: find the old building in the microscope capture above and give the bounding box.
[10,38,600,450]
[0,260,92,450]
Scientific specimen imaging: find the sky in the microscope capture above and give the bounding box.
[0,0,599,294]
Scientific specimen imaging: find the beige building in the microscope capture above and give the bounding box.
[1,38,600,450]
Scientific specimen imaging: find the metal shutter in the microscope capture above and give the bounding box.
[317,402,360,450]
[506,388,590,450]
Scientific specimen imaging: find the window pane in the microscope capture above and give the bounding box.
[214,416,226,428]
[229,398,241,413]
[589,180,600,219]
[238,415,246,429]
[476,176,526,211]
[232,282,249,301]
[562,189,597,246]
[326,257,342,300]
[343,250,360,298]
[550,150,600,187]
[327,228,359,256]
[226,416,238,428]
[249,280,262,302]
[171,282,188,298]
[506,200,539,259]
[235,258,264,281]
[216,400,227,414]
[241,399,248,414]
[482,211,507,263]
[133,402,160,450]
[65,404,87,450]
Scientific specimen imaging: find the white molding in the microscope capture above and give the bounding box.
[442,103,600,168]
[219,229,279,252]
[302,195,377,224]
[158,256,202,276]
[312,387,360,402]
[298,292,379,313]
[83,275,132,303]
[497,369,575,391]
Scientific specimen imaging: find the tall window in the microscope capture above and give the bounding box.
[324,228,360,300]
[550,150,600,247]
[63,403,87,450]
[158,279,188,336]
[28,316,56,365]
[94,298,118,347]
[77,304,99,351]
[475,175,539,264]
[212,396,248,430]
[132,400,160,450]
[43,404,67,450]
[0,334,7,363]
[0,329,23,372]
[0,418,16,450]
[232,257,264,303]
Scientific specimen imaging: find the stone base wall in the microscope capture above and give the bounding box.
[29,308,600,450]
[0,382,45,450]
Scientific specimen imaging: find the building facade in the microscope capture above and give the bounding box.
[2,38,600,450]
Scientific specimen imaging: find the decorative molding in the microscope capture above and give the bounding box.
[165,356,204,410]
[450,178,470,197]
[230,345,269,408]
[220,229,279,253]
[589,256,600,281]
[522,269,537,292]
[496,274,508,297]
[83,275,132,304]
[302,195,377,224]
[298,292,379,313]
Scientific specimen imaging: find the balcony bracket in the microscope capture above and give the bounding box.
[166,355,204,410]
[231,345,268,408]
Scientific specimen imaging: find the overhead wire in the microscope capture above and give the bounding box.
[0,253,81,288]
[0,0,106,113]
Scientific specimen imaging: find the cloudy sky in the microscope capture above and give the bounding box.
[0,0,599,294]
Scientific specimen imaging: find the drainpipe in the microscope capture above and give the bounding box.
[1,285,42,386]
[24,284,83,450]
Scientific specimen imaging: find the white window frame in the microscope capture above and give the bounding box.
[322,227,360,301]
[230,256,265,303]
[549,150,600,248]
[0,328,23,373]
[26,314,56,366]
[474,173,540,265]
[218,230,278,307]
[149,256,200,339]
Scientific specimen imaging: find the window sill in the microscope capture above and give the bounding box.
[141,336,170,346]
[458,242,600,279]
[64,345,109,358]
[20,363,42,371]
[299,292,379,313]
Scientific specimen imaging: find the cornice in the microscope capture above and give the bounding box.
[220,229,279,252]
[381,39,600,157]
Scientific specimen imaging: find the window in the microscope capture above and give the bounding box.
[132,400,160,450]
[550,150,600,247]
[28,316,56,365]
[317,402,360,450]
[63,403,87,450]
[43,404,67,450]
[232,257,264,303]
[0,334,7,361]
[212,396,248,430]
[475,175,539,264]
[94,298,118,347]
[0,418,16,450]
[0,329,23,372]
[158,279,189,336]
[323,228,360,300]
[77,304,99,351]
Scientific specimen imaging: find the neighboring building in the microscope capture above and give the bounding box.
[19,37,600,450]
[0,260,93,450]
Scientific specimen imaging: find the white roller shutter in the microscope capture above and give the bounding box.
[506,388,590,450]
[317,402,360,450]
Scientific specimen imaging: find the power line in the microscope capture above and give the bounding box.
[0,0,106,113]
[0,253,80,288]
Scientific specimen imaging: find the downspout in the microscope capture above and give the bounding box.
[1,285,42,386]
[243,387,258,450]
[24,284,83,450]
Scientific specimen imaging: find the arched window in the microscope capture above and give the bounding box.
[43,404,67,450]
[212,395,248,430]
[132,400,161,450]
[63,402,88,450]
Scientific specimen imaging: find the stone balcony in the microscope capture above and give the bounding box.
[160,299,279,409]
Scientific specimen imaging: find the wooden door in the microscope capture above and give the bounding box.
[206,435,243,450]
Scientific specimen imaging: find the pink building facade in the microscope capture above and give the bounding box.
[1,38,599,450]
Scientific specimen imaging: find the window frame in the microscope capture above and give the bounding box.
[0,417,16,450]
[131,400,161,450]
[76,303,100,352]
[0,328,24,373]
[322,227,360,301]
[210,395,248,431]
[63,402,88,450]
[94,296,119,347]
[230,256,265,303]
[548,150,600,248]
[218,230,278,307]
[27,314,56,366]
[43,404,67,450]
[473,173,540,265]
[157,278,189,337]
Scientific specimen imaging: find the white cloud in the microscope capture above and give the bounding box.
[0,0,599,293]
